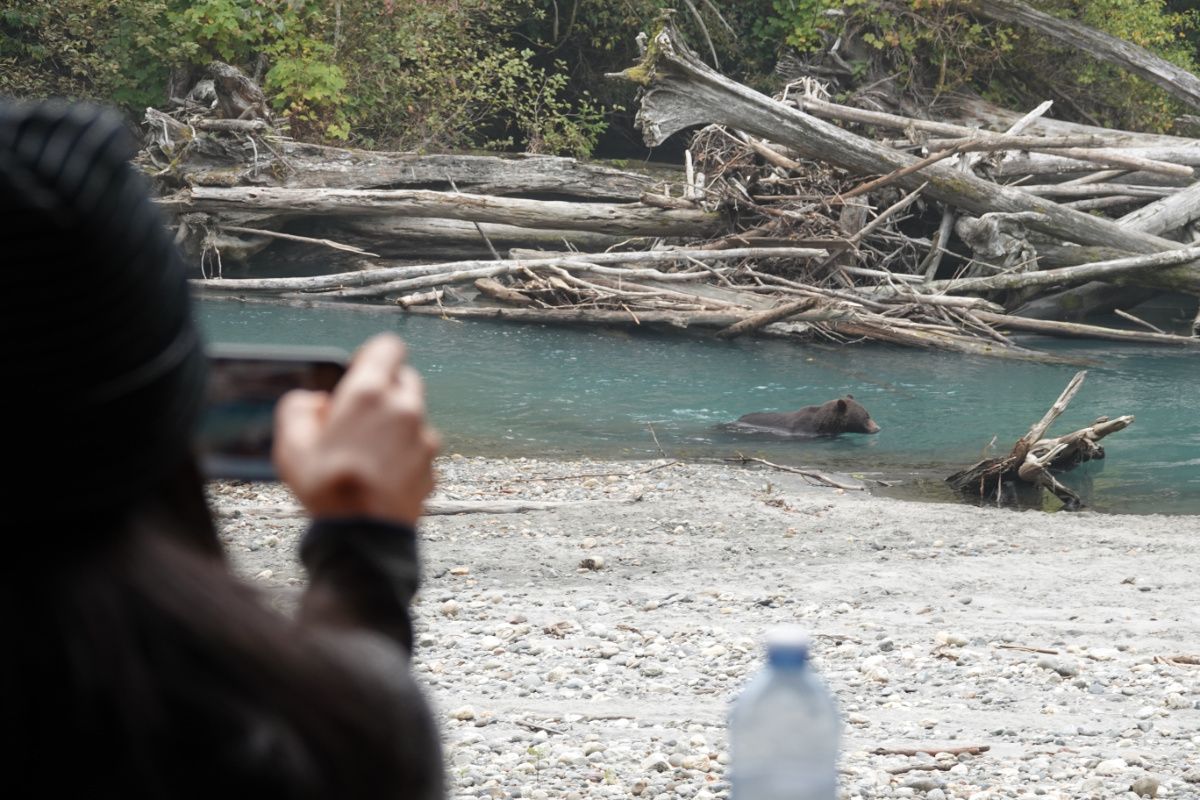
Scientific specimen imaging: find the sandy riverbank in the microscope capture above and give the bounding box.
[211,456,1199,800]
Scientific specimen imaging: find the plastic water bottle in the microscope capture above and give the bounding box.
[729,626,841,800]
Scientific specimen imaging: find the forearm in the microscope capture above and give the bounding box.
[298,518,421,653]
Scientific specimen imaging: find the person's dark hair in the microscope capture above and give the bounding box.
[4,457,438,798]
[0,101,439,798]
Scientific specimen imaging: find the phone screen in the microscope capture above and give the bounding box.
[198,345,348,480]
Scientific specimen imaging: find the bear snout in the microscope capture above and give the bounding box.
[865,419,881,434]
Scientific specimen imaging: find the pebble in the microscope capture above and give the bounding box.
[1130,775,1159,797]
[1037,655,1080,677]
[450,706,477,721]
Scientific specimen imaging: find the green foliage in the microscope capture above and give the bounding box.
[332,1,612,154]
[170,0,349,140]
[6,0,1198,148]
[1023,0,1200,130]
[0,0,192,109]
[483,53,608,157]
[759,0,1199,132]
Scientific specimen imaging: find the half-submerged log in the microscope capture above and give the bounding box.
[946,371,1134,510]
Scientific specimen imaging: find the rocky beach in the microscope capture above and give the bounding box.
[211,457,1199,800]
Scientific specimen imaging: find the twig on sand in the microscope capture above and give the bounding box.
[462,459,681,484]
[887,763,956,775]
[647,422,669,458]
[996,644,1060,655]
[1155,654,1200,667]
[726,454,865,491]
[514,720,566,736]
[872,745,990,757]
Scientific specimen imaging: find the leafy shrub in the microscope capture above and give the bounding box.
[0,0,192,109]
[761,0,1199,132]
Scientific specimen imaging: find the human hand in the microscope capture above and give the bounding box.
[273,334,439,527]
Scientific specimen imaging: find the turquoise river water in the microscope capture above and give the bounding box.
[199,299,1199,516]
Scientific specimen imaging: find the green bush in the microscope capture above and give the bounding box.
[331,1,610,155]
[0,0,191,109]
[5,0,1195,148]
[761,0,1200,132]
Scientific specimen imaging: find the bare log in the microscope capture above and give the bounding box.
[794,98,1197,177]
[973,311,1200,347]
[1011,283,1159,322]
[824,319,1086,364]
[161,186,721,237]
[613,22,1200,293]
[162,131,668,199]
[396,288,444,308]
[715,297,822,339]
[399,304,840,330]
[1118,181,1200,236]
[1019,181,1200,318]
[337,217,631,256]
[283,147,671,198]
[1016,184,1171,198]
[915,245,1200,296]
[957,0,1200,111]
[219,224,378,256]
[190,247,828,294]
[474,277,535,306]
[983,148,1200,181]
[192,118,270,133]
[946,92,1199,148]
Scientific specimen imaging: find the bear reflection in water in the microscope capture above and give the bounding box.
[730,395,881,437]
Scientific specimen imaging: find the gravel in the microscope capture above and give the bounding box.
[211,456,1200,800]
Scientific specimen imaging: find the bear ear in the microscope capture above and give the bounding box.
[836,398,848,413]
[846,394,854,400]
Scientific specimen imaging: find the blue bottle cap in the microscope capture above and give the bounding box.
[765,625,811,666]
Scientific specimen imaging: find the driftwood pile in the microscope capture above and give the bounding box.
[146,24,1200,363]
[946,371,1133,510]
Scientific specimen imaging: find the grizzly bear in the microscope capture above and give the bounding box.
[732,395,880,436]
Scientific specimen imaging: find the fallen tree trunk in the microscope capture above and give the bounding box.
[399,304,842,330]
[335,217,631,256]
[973,311,1200,346]
[145,110,667,200]
[957,0,1200,111]
[613,22,1200,294]
[909,245,1200,297]
[1117,181,1200,236]
[190,246,828,294]
[161,186,721,237]
[945,93,1200,149]
[983,148,1200,181]
[794,98,1200,178]
[1014,181,1200,319]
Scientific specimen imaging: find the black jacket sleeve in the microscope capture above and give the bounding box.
[297,519,445,800]
[298,518,421,653]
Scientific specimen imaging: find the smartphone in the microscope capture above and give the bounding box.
[198,344,349,480]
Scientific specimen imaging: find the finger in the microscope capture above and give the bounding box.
[390,366,427,413]
[337,334,408,398]
[423,427,442,458]
[273,389,328,459]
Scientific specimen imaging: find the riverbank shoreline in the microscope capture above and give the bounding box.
[213,456,1199,800]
